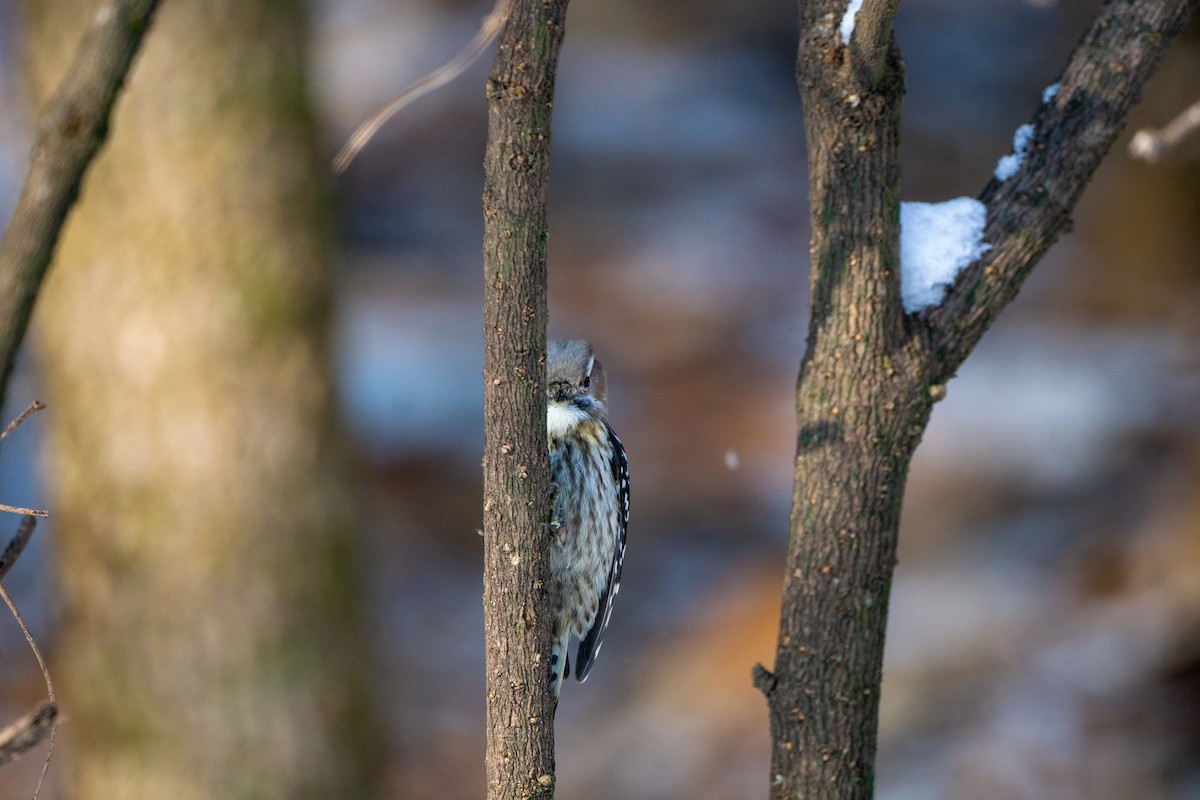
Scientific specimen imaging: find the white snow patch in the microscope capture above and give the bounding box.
[900,198,991,313]
[994,123,1035,181]
[840,0,864,44]
[1042,83,1060,104]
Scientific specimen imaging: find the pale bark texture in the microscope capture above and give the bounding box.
[480,0,570,797]
[759,0,1200,797]
[24,0,382,797]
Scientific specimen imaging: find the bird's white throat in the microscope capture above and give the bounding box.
[547,401,589,438]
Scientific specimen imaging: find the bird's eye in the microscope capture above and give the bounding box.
[582,376,591,389]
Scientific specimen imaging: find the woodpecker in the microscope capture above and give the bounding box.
[545,340,629,697]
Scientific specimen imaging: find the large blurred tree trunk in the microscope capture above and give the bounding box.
[23,1,381,797]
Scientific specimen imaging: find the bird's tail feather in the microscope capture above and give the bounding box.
[550,631,570,697]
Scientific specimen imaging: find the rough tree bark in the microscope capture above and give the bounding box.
[24,0,382,797]
[757,0,1200,798]
[480,0,570,798]
[0,0,160,407]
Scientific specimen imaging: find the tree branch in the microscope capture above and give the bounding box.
[0,703,57,769]
[0,414,52,789]
[847,0,901,81]
[1129,96,1200,163]
[926,0,1199,379]
[0,516,38,582]
[0,400,45,445]
[0,0,162,407]
[0,516,57,792]
[480,0,569,797]
[0,581,57,795]
[333,0,510,172]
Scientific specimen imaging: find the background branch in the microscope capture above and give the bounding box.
[0,516,38,581]
[333,0,510,173]
[0,401,45,445]
[0,0,162,407]
[0,583,56,797]
[1129,96,1200,163]
[0,506,47,519]
[0,703,57,769]
[0,402,52,791]
[0,510,55,794]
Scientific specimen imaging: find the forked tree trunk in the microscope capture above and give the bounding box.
[760,1,1199,797]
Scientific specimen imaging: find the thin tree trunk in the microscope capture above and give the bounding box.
[759,0,1199,797]
[480,0,570,797]
[24,0,382,797]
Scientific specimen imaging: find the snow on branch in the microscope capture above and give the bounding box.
[900,199,990,313]
[994,124,1035,182]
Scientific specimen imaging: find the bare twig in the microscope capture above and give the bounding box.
[0,403,49,517]
[0,506,48,519]
[0,516,38,582]
[332,0,510,173]
[0,401,45,445]
[0,0,162,410]
[0,582,57,797]
[1129,97,1200,163]
[0,511,55,793]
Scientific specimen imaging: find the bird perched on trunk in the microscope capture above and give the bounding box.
[545,340,629,697]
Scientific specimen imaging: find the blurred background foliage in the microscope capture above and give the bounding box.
[0,0,1198,798]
